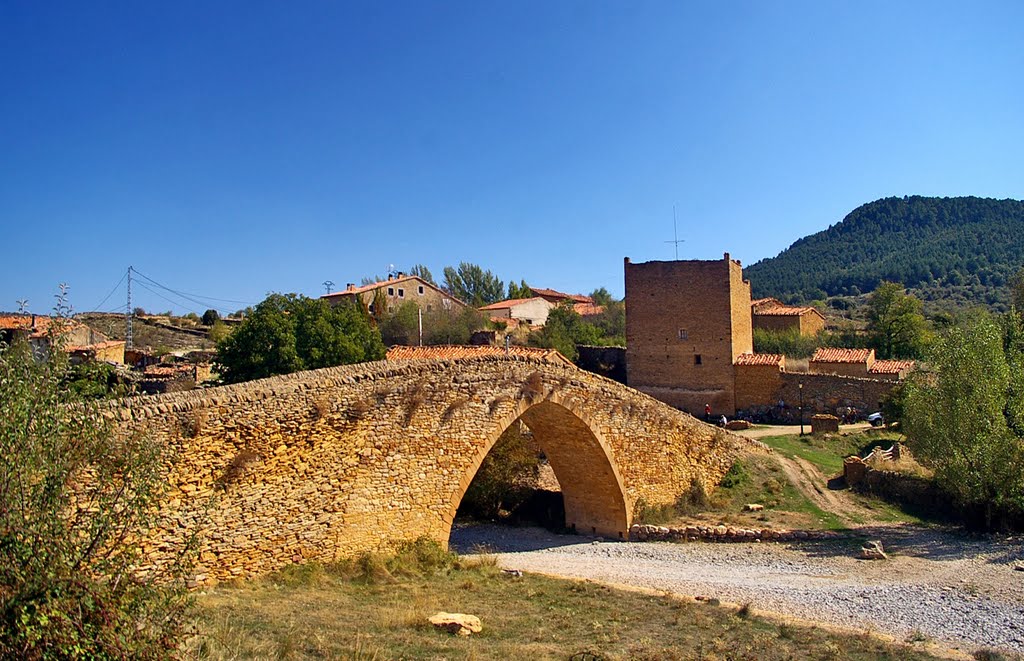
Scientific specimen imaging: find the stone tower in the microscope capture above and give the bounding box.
[624,253,752,414]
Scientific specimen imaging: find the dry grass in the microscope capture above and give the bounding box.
[185,542,943,661]
[519,371,545,401]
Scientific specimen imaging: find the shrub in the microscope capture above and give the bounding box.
[0,309,193,657]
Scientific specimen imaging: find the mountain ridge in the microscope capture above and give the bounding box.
[744,195,1024,310]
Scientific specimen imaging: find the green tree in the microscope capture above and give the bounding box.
[422,306,487,346]
[902,312,1024,529]
[529,303,600,362]
[380,301,421,346]
[216,293,384,383]
[460,422,540,519]
[442,262,505,306]
[866,282,931,359]
[0,310,191,657]
[409,264,436,286]
[589,287,614,306]
[508,280,532,300]
[208,319,232,344]
[1009,267,1024,311]
[202,308,221,326]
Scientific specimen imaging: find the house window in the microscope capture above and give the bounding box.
[397,288,404,298]
[387,287,394,296]
[427,304,433,311]
[694,354,702,365]
[678,329,688,340]
[368,303,375,314]
[418,285,424,295]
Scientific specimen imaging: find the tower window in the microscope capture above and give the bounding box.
[694,354,702,365]
[678,329,688,340]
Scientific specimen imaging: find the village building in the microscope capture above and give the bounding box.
[0,313,124,364]
[624,255,913,418]
[528,286,594,306]
[751,298,826,335]
[321,273,468,315]
[624,254,753,414]
[479,296,554,327]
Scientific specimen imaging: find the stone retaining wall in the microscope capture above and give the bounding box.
[630,523,843,543]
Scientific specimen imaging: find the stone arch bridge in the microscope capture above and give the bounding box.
[109,356,757,584]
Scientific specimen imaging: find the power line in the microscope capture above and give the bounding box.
[132,268,254,307]
[134,280,202,315]
[88,269,129,313]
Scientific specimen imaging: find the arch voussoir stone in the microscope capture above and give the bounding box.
[107,356,761,584]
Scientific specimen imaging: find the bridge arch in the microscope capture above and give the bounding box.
[444,396,630,540]
[108,356,755,584]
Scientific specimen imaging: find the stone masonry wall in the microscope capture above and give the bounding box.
[734,363,784,411]
[625,255,751,415]
[106,356,758,585]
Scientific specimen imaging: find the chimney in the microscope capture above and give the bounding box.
[31,314,37,327]
[397,271,405,278]
[346,283,355,292]
[388,274,393,281]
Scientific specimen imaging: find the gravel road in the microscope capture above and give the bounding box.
[451,523,1024,657]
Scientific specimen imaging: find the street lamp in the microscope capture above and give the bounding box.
[798,382,805,436]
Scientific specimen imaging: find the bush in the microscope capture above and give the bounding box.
[460,422,541,520]
[0,311,192,657]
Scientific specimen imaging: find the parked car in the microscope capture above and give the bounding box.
[867,412,884,427]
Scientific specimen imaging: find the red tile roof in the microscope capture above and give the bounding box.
[0,314,70,338]
[67,340,125,352]
[479,297,547,311]
[753,305,824,318]
[870,359,916,374]
[321,275,468,308]
[811,348,875,364]
[735,352,784,366]
[386,344,573,366]
[528,287,593,304]
[573,303,606,317]
[751,297,784,308]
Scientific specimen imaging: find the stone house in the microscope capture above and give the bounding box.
[0,314,123,363]
[529,286,594,306]
[321,274,468,315]
[479,296,554,326]
[623,255,912,417]
[809,347,877,378]
[751,299,826,335]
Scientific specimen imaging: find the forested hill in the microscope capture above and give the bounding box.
[744,196,1024,308]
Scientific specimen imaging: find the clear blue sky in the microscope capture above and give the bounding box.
[3,1,1022,315]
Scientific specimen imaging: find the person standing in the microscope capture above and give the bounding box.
[705,403,712,421]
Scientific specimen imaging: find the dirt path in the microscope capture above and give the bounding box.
[736,421,871,439]
[773,453,891,527]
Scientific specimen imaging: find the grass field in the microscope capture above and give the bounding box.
[184,542,943,661]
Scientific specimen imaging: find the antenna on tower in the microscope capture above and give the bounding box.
[664,205,685,260]
[16,299,28,313]
[323,280,335,295]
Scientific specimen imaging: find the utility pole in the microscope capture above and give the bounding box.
[418,307,423,346]
[16,299,28,313]
[323,280,335,295]
[126,266,133,350]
